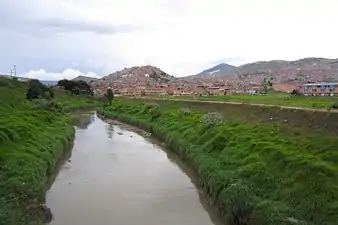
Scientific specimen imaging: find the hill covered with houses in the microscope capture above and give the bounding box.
[91,57,338,97]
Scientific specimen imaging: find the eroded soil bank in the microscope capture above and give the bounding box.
[46,112,224,225]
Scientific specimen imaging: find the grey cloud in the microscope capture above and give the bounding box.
[0,1,139,36]
[35,18,139,35]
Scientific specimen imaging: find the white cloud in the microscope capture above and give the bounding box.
[20,69,99,80]
[1,0,338,79]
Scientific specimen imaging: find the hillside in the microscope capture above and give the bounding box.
[0,77,102,225]
[196,63,237,76]
[235,57,338,83]
[179,57,338,88]
[91,65,175,95]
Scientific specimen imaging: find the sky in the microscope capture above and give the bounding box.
[1,0,338,80]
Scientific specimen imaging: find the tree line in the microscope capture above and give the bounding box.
[26,79,94,100]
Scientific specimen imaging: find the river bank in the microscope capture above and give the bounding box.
[98,100,338,225]
[46,112,224,225]
[126,98,338,135]
[0,77,103,225]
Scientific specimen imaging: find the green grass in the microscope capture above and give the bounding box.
[0,77,103,225]
[98,100,338,225]
[163,93,338,110]
[54,89,105,111]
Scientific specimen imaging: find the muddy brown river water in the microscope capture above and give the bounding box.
[46,112,224,225]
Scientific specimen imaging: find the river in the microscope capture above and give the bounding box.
[46,112,224,225]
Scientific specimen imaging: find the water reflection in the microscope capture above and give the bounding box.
[47,113,224,225]
[73,113,95,129]
[106,124,114,139]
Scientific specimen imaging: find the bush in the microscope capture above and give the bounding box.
[178,107,192,115]
[331,102,338,109]
[38,100,63,112]
[202,112,223,128]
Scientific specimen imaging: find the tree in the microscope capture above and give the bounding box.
[26,80,44,100]
[261,78,268,94]
[49,88,55,98]
[105,88,114,104]
[57,79,93,96]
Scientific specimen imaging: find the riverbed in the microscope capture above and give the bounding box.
[46,112,224,225]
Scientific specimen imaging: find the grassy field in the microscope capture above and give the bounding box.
[99,100,338,225]
[162,93,338,110]
[0,77,102,225]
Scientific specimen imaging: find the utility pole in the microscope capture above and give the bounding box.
[13,65,16,77]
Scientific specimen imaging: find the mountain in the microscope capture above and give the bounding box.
[91,65,176,95]
[196,63,238,76]
[72,75,98,83]
[180,57,338,87]
[235,57,338,83]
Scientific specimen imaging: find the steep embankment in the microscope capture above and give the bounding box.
[134,98,338,135]
[0,77,101,225]
[98,100,338,225]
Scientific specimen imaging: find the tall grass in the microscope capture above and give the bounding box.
[0,77,103,225]
[98,100,338,225]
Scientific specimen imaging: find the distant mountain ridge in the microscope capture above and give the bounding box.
[189,57,338,83]
[196,63,237,76]
[72,75,98,83]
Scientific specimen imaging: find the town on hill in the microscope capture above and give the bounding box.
[91,57,338,97]
[2,57,338,98]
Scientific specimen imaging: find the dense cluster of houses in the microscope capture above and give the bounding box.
[111,82,338,97]
[116,84,230,97]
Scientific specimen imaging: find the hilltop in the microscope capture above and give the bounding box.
[91,65,175,95]
[195,63,237,77]
[235,57,338,83]
[179,57,338,88]
[72,75,98,83]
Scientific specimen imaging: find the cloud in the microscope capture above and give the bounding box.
[1,0,338,79]
[20,69,100,81]
[36,18,139,35]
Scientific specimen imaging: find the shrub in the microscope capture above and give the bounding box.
[105,88,114,104]
[178,107,192,115]
[33,99,63,113]
[202,112,223,128]
[26,82,43,100]
[331,102,338,109]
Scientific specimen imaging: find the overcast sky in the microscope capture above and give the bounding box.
[1,0,338,80]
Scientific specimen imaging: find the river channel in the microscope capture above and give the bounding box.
[46,111,224,225]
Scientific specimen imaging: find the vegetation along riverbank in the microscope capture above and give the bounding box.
[0,77,103,225]
[160,93,338,110]
[98,100,338,225]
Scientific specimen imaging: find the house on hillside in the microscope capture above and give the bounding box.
[303,82,338,96]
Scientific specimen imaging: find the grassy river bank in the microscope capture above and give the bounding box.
[0,77,103,225]
[98,99,338,225]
